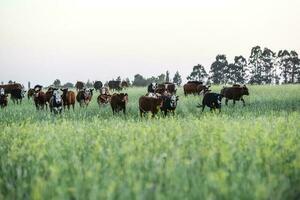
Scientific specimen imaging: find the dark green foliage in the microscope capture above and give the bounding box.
[62,82,74,88]
[227,56,248,84]
[278,50,300,84]
[53,79,61,87]
[187,64,208,82]
[173,71,182,86]
[166,71,170,82]
[209,55,228,84]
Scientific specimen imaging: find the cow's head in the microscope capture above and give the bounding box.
[84,88,94,99]
[120,93,128,103]
[21,88,26,98]
[242,85,249,95]
[152,83,158,90]
[216,94,223,109]
[101,87,108,95]
[170,94,179,108]
[0,88,4,96]
[53,90,62,104]
[199,85,211,96]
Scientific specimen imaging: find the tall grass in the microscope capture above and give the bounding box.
[0,85,299,199]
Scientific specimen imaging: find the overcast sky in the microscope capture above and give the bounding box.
[0,0,299,86]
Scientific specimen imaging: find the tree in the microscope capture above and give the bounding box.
[187,64,208,82]
[166,71,170,82]
[86,79,93,88]
[53,79,61,87]
[277,50,292,84]
[277,50,300,84]
[63,82,74,88]
[290,51,300,83]
[248,46,264,84]
[261,48,276,84]
[209,55,228,84]
[173,71,182,86]
[226,56,248,84]
[132,74,148,86]
[125,78,131,86]
[157,74,166,84]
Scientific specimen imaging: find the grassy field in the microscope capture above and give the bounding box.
[0,85,300,200]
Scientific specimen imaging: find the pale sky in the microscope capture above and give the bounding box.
[1,0,300,86]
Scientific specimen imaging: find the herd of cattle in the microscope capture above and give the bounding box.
[0,80,249,116]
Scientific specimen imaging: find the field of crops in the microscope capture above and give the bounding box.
[0,85,299,200]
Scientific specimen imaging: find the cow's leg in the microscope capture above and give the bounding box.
[225,98,228,106]
[241,98,246,106]
[233,100,236,106]
[202,105,205,112]
[164,110,168,117]
[123,107,126,115]
[140,109,143,117]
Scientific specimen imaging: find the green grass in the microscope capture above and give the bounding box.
[0,85,300,200]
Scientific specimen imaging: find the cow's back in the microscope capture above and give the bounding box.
[67,91,75,104]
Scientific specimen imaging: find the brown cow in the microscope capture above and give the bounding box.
[45,87,56,104]
[97,87,111,106]
[155,84,167,95]
[61,88,76,110]
[110,93,128,114]
[97,94,111,106]
[139,96,163,118]
[165,82,176,94]
[76,88,94,107]
[183,81,209,96]
[221,85,249,106]
[0,83,23,94]
[75,81,85,91]
[34,91,47,110]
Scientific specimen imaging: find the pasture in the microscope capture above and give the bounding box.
[0,85,300,200]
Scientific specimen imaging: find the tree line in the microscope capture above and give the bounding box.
[4,45,298,88]
[131,46,299,86]
[187,46,300,85]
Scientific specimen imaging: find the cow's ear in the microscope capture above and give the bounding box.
[176,96,179,101]
[91,89,94,91]
[207,85,211,88]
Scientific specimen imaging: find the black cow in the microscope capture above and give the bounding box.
[94,81,103,91]
[0,88,8,108]
[49,90,63,114]
[27,88,35,100]
[147,83,158,93]
[34,85,43,92]
[10,88,26,104]
[108,81,122,91]
[198,92,223,112]
[139,95,163,118]
[160,94,179,116]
